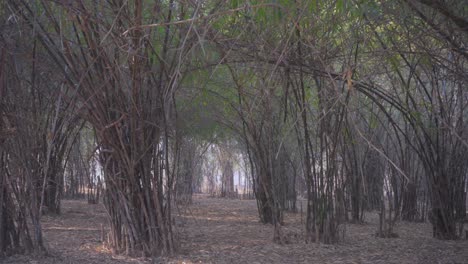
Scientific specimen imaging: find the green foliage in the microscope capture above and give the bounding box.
[177,64,239,141]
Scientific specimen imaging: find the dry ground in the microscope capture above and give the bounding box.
[3,195,468,264]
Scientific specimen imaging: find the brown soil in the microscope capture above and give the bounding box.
[3,195,468,264]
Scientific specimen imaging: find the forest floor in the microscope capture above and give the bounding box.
[3,195,468,264]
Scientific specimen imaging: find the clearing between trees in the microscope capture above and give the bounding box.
[4,195,468,264]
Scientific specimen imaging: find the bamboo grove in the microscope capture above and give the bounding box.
[0,0,467,257]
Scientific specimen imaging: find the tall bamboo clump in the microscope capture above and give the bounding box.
[9,0,202,255]
[1,5,82,253]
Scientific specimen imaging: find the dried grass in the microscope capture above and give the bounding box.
[3,195,468,263]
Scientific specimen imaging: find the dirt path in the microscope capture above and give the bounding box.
[3,195,468,263]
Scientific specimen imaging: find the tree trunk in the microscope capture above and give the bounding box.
[401,183,418,221]
[430,173,457,239]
